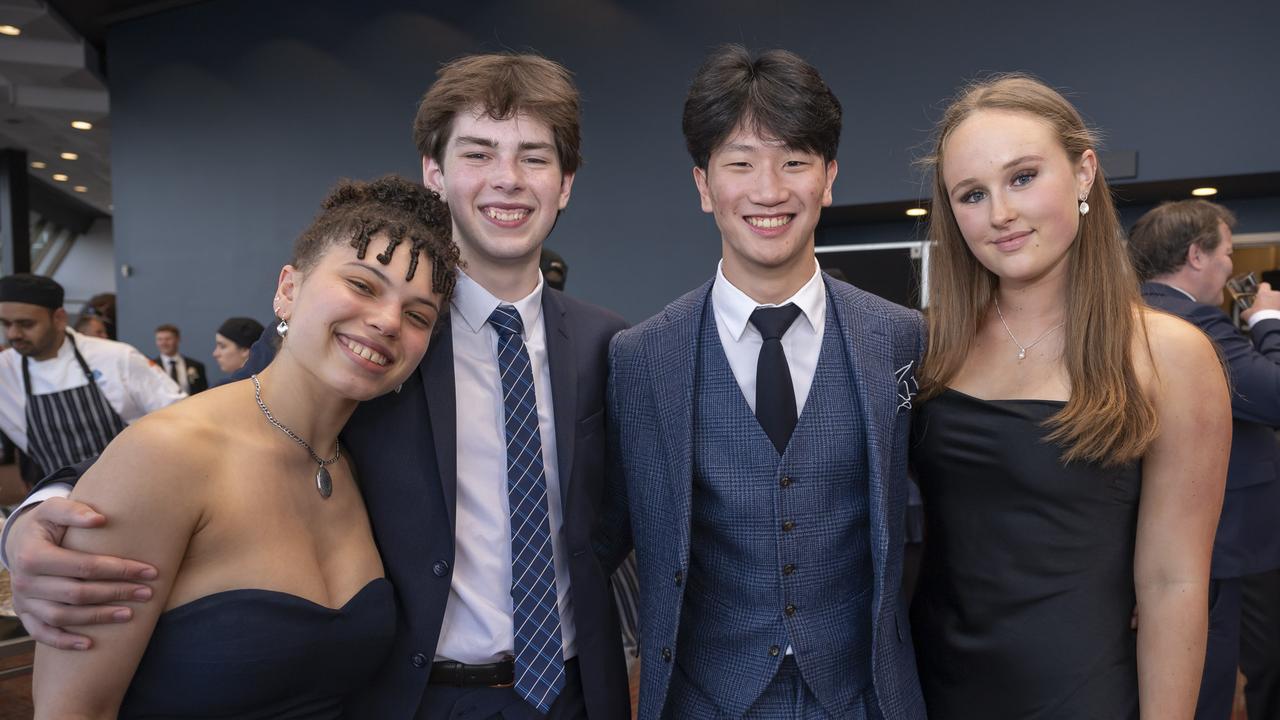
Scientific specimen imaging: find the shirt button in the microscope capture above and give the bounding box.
[410,653,428,668]
[674,570,683,586]
[780,475,793,488]
[768,645,780,657]
[785,604,797,617]
[432,560,450,577]
[782,520,795,532]
[661,647,672,662]
[783,564,796,576]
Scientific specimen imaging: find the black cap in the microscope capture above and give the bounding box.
[216,317,265,349]
[0,273,64,309]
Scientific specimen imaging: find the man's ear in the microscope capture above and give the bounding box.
[1185,242,1207,272]
[423,155,445,199]
[693,166,714,214]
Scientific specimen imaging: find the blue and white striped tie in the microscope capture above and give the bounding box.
[488,304,565,713]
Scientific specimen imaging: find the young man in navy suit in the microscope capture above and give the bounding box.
[4,54,629,720]
[1129,199,1280,720]
[596,46,925,719]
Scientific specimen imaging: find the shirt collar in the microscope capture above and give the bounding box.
[451,269,545,338]
[1156,281,1199,302]
[712,259,825,342]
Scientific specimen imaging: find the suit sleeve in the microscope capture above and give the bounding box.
[1194,306,1280,427]
[225,326,278,384]
[593,333,634,574]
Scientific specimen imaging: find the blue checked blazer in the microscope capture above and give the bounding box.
[595,274,927,720]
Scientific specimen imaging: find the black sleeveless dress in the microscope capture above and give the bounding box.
[910,390,1140,719]
[119,577,395,719]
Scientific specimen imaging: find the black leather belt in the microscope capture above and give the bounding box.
[428,656,515,687]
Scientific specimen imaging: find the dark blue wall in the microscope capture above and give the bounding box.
[106,0,1280,378]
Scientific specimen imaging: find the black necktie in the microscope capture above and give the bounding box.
[749,303,803,454]
[166,359,178,382]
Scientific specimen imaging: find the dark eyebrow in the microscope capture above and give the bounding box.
[455,136,497,149]
[518,141,555,153]
[343,261,439,311]
[948,155,1045,197]
[722,143,757,154]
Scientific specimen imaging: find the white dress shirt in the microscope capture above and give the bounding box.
[437,270,576,663]
[159,353,190,394]
[711,260,827,417]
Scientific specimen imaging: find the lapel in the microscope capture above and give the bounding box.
[542,289,578,509]
[826,279,893,616]
[649,280,713,546]
[421,313,458,534]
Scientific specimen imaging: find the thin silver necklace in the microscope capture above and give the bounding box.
[252,374,340,499]
[993,299,1065,361]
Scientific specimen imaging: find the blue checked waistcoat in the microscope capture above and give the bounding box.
[672,298,874,717]
[596,275,928,720]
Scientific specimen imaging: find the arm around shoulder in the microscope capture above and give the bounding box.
[33,416,208,719]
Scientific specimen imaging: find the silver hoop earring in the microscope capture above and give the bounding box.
[1079,199,1090,216]
[276,320,289,338]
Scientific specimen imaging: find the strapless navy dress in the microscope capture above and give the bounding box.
[910,390,1141,719]
[119,577,395,719]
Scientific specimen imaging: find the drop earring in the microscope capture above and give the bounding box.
[1079,197,1090,216]
[276,320,289,338]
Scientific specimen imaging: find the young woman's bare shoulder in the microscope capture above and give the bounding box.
[1135,307,1222,392]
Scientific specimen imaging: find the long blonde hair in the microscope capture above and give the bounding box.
[918,74,1157,466]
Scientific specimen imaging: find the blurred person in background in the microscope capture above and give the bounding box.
[74,314,110,339]
[152,324,207,395]
[0,274,184,486]
[82,293,117,341]
[1129,199,1280,720]
[211,317,264,376]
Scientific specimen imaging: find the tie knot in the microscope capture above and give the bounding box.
[749,303,802,341]
[487,304,525,338]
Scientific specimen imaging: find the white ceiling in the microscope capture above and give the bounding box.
[0,0,110,215]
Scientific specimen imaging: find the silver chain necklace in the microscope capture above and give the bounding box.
[993,299,1065,361]
[251,374,340,499]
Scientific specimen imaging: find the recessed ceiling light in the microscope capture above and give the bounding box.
[70,120,93,130]
[1191,187,1218,197]
[906,207,928,217]
[60,152,78,160]
[30,161,46,169]
[51,173,68,182]
[0,25,21,36]
[73,185,88,193]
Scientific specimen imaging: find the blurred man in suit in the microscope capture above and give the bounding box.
[152,324,207,394]
[1130,199,1280,720]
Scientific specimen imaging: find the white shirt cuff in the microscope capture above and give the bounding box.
[1247,309,1280,330]
[1,482,73,569]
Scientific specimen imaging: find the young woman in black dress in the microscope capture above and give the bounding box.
[33,176,458,719]
[910,75,1230,719]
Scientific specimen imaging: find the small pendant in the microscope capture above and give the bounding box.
[1017,349,1027,360]
[315,466,333,499]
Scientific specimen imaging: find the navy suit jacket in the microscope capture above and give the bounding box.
[1142,281,1280,578]
[340,287,630,719]
[150,355,208,394]
[596,275,927,720]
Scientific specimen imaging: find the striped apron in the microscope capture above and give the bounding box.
[21,332,128,478]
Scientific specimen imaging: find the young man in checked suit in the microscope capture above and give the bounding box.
[595,46,926,719]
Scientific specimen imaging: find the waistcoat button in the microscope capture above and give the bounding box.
[785,603,796,617]
[768,645,780,657]
[432,560,450,577]
[661,647,672,662]
[411,653,428,668]
[782,520,795,532]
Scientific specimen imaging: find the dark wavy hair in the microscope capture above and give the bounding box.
[291,175,460,305]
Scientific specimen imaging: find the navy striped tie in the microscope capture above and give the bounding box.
[488,304,565,713]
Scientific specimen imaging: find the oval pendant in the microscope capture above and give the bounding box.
[315,466,333,499]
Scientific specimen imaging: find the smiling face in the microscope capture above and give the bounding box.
[694,124,836,294]
[942,109,1095,289]
[274,232,442,402]
[155,330,179,356]
[423,109,573,285]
